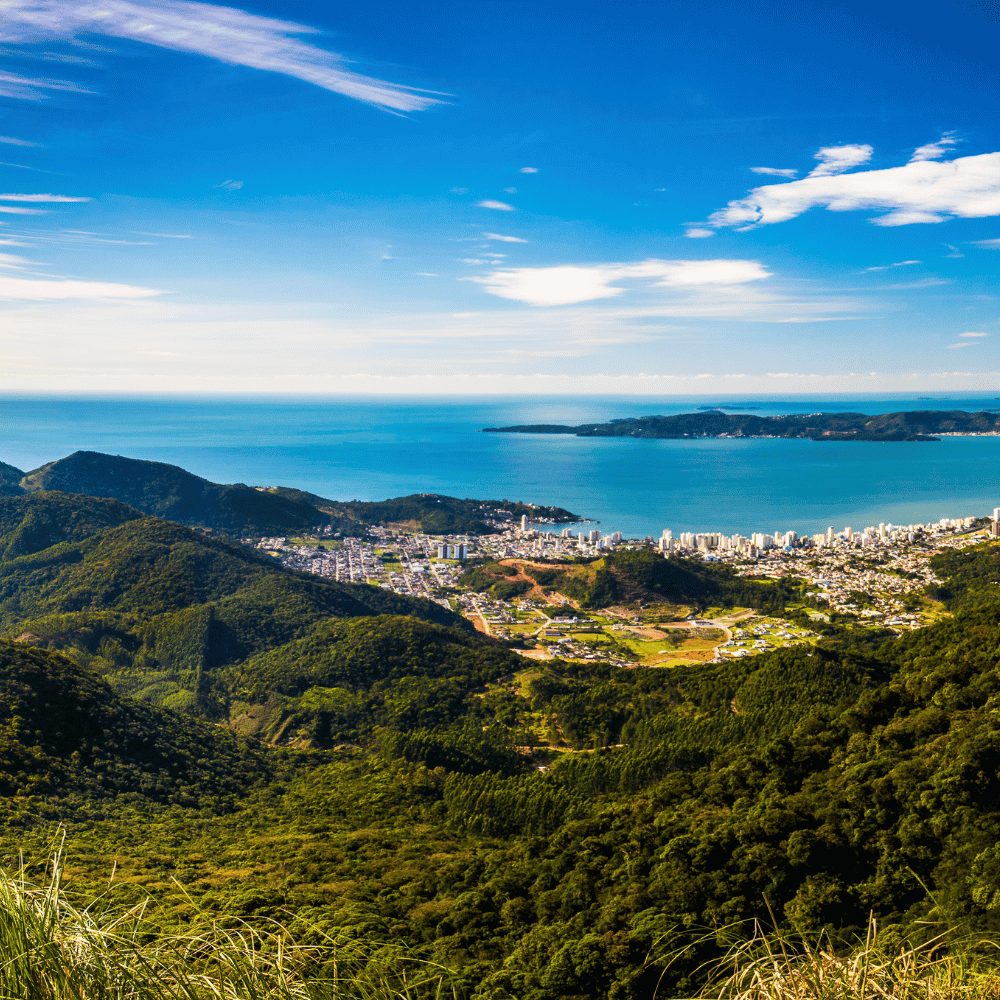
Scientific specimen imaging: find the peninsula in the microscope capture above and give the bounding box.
[484,409,1000,442]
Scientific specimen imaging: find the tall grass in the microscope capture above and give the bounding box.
[673,918,1000,1000]
[0,854,458,1000]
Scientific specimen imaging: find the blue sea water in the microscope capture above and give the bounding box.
[2,393,1000,538]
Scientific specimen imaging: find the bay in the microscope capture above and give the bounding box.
[2,393,1000,538]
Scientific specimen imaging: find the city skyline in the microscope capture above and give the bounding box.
[0,0,997,393]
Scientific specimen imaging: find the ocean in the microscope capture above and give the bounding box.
[2,393,1000,538]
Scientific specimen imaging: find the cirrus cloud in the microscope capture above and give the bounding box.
[0,0,441,112]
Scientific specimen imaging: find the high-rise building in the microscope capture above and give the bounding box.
[520,514,529,532]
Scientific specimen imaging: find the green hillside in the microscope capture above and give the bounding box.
[0,492,476,724]
[22,451,328,536]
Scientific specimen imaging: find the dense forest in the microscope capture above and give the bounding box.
[485,409,1000,441]
[0,487,998,997]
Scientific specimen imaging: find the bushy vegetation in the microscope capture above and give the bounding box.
[0,856,460,999]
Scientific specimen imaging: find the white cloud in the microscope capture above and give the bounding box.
[0,275,161,300]
[474,258,770,306]
[707,147,1000,229]
[684,228,715,239]
[948,341,976,349]
[864,259,921,272]
[477,199,515,211]
[808,143,873,177]
[0,136,37,147]
[519,166,538,174]
[750,166,797,178]
[972,238,1000,249]
[0,252,29,268]
[0,193,89,202]
[216,179,244,191]
[0,205,45,215]
[483,232,527,243]
[958,331,988,338]
[910,133,958,163]
[0,0,441,112]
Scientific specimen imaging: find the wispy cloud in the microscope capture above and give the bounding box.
[0,70,93,100]
[477,199,515,211]
[910,132,958,163]
[474,258,771,306]
[483,232,527,243]
[0,0,441,112]
[519,166,538,174]
[864,259,921,272]
[0,136,38,147]
[215,179,244,191]
[972,238,1000,249]
[0,205,46,215]
[0,274,161,300]
[0,193,89,202]
[750,166,797,178]
[684,228,715,239]
[706,142,1000,230]
[947,332,989,350]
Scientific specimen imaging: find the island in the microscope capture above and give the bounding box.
[483,409,1000,442]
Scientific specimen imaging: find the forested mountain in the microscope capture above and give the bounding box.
[0,487,998,997]
[0,491,473,723]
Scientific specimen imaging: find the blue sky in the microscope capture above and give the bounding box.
[0,0,997,394]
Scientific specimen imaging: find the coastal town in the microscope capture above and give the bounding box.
[254,506,993,667]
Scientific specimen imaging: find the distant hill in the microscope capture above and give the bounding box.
[22,451,328,536]
[485,409,1000,442]
[18,451,579,537]
[270,487,579,536]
